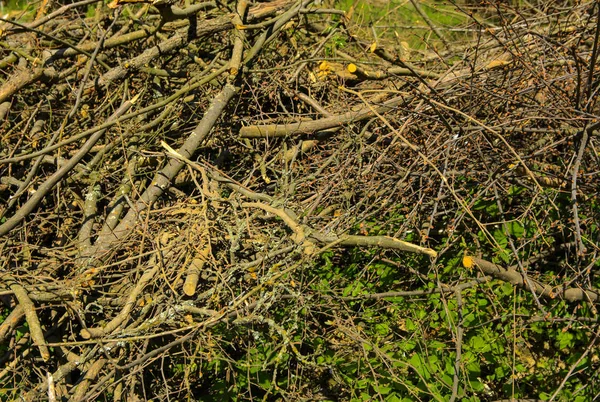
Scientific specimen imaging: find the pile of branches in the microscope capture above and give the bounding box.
[0,0,599,399]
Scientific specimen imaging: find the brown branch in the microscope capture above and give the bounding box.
[94,0,296,89]
[22,360,81,402]
[463,256,599,303]
[239,95,407,138]
[337,50,441,80]
[183,244,211,297]
[241,200,436,257]
[9,283,50,362]
[80,259,160,339]
[313,233,437,258]
[0,94,137,236]
[229,0,249,77]
[0,66,45,104]
[570,127,589,256]
[25,0,101,29]
[0,65,228,165]
[242,201,309,245]
[340,277,490,301]
[88,84,237,260]
[0,305,25,343]
[68,358,107,401]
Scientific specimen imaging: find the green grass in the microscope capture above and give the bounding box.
[1,0,37,21]
[335,0,473,53]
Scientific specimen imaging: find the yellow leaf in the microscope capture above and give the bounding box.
[346,5,354,21]
[369,42,377,53]
[485,59,511,70]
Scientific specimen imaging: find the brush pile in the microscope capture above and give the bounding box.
[0,0,598,399]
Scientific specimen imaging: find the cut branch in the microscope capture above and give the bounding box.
[239,95,407,138]
[463,256,599,303]
[9,283,50,362]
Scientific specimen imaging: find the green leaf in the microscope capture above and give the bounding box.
[355,378,369,389]
[404,318,417,332]
[375,323,389,336]
[557,331,574,350]
[493,228,508,248]
[409,353,431,380]
[470,335,490,353]
[441,374,453,387]
[499,282,514,296]
[508,185,525,196]
[446,359,455,375]
[385,394,402,402]
[469,379,484,392]
[352,282,364,297]
[429,340,445,350]
[473,199,495,211]
[248,363,262,374]
[496,249,510,264]
[373,384,392,395]
[507,221,525,238]
[258,372,271,388]
[399,339,416,352]
[466,360,481,376]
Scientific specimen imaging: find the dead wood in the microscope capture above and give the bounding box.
[0,0,599,399]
